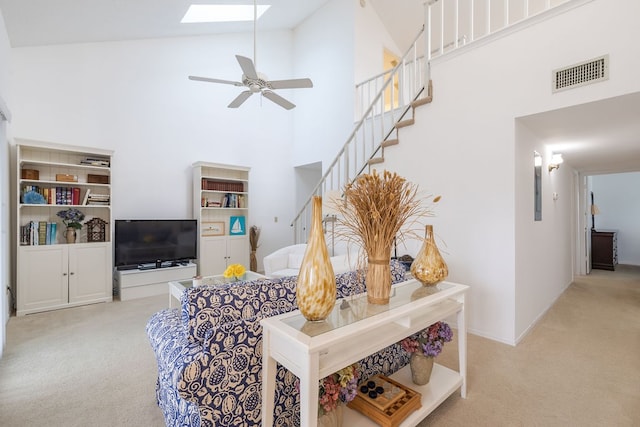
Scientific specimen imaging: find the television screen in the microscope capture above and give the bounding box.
[115,219,197,269]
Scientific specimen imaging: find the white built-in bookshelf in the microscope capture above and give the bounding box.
[15,138,113,315]
[192,161,250,276]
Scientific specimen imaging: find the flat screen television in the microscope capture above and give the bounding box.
[115,219,197,270]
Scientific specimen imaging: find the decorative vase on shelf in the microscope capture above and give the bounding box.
[366,250,392,304]
[65,228,77,244]
[409,353,435,385]
[296,196,336,321]
[318,404,343,427]
[410,225,448,286]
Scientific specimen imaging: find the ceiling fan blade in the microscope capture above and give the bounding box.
[235,55,258,80]
[262,90,295,110]
[189,76,243,86]
[269,78,314,90]
[228,91,253,108]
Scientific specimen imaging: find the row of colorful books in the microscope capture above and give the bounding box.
[22,185,83,205]
[222,193,245,208]
[21,186,109,206]
[20,221,58,245]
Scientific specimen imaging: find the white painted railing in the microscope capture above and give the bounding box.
[291,29,429,243]
[426,0,574,59]
[291,0,582,243]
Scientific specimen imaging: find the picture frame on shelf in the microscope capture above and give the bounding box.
[229,216,246,235]
[202,221,225,236]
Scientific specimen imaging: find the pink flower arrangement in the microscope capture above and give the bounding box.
[401,321,453,358]
[318,363,359,415]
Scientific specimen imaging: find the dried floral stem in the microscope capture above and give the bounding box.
[333,169,434,263]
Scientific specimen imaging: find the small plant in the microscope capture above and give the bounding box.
[56,208,85,229]
[400,321,453,358]
[223,263,246,280]
[318,363,359,416]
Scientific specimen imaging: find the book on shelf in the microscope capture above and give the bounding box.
[20,221,58,245]
[201,178,244,192]
[82,188,91,205]
[86,192,110,205]
[80,157,110,167]
[38,221,47,245]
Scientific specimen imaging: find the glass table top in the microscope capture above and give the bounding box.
[175,270,266,290]
[282,280,456,337]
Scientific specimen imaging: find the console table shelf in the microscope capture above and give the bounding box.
[261,279,468,427]
[343,364,463,426]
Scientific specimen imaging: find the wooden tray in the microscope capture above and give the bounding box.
[347,375,422,427]
[355,375,406,411]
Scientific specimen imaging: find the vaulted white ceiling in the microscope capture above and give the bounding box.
[1,0,638,175]
[0,0,333,47]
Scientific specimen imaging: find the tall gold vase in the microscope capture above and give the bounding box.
[410,225,448,286]
[296,196,336,321]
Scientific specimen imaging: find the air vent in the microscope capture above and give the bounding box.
[552,55,609,93]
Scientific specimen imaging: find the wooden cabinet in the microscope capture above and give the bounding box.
[15,139,113,315]
[591,230,618,271]
[192,162,250,276]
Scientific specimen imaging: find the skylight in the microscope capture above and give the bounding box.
[181,4,271,23]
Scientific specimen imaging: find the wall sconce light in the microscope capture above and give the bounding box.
[548,153,564,172]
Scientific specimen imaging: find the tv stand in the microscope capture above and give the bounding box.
[114,262,197,301]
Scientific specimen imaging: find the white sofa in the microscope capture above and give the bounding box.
[263,244,359,278]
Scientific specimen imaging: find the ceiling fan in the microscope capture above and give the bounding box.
[188,1,313,110]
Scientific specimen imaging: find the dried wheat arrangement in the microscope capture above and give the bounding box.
[332,169,438,303]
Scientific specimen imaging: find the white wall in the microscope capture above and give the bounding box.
[292,0,355,173]
[354,0,402,84]
[0,6,11,358]
[592,172,640,265]
[9,30,304,272]
[382,0,640,344]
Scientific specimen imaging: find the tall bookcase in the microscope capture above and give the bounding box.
[192,162,250,276]
[15,139,114,315]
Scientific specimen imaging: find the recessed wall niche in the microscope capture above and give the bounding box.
[534,151,542,221]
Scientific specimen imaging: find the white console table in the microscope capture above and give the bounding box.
[261,279,468,427]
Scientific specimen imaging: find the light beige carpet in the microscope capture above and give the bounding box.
[421,265,640,426]
[0,266,638,426]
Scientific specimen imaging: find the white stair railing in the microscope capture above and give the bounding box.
[426,0,576,59]
[291,0,584,244]
[291,29,428,244]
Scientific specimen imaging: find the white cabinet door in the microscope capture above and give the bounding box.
[199,236,227,276]
[68,243,112,304]
[227,235,249,267]
[199,235,249,276]
[17,245,68,314]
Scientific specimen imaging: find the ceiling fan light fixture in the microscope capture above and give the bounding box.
[181,4,270,24]
[187,0,312,110]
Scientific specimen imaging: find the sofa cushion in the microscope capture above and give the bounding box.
[269,268,300,279]
[287,253,305,269]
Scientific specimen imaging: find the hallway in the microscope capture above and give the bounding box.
[421,265,640,426]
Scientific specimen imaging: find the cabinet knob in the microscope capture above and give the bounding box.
[63,273,67,276]
[70,272,75,275]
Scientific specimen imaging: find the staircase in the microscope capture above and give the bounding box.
[291,27,432,244]
[291,0,580,244]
